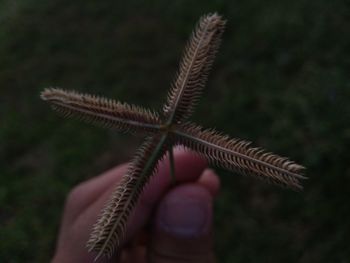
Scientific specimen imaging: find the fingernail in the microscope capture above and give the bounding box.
[156,189,212,238]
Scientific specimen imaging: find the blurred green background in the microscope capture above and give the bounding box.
[1,0,349,262]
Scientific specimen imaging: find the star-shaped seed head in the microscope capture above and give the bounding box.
[41,13,306,260]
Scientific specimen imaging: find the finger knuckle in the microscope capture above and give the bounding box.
[65,183,86,210]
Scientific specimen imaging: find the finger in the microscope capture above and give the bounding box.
[61,164,128,225]
[66,147,206,224]
[150,184,216,263]
[80,147,207,233]
[197,168,220,197]
[125,167,220,239]
[122,148,208,238]
[72,148,208,255]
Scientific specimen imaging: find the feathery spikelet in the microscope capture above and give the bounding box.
[86,135,168,260]
[174,123,306,190]
[163,13,226,123]
[41,88,161,134]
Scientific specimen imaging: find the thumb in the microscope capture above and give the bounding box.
[149,184,216,263]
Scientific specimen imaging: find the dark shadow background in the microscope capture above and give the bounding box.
[1,0,349,262]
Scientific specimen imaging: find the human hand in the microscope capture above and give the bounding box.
[52,149,220,263]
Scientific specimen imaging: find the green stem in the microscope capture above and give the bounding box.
[168,147,176,185]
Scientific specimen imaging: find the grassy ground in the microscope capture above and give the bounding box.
[1,0,349,262]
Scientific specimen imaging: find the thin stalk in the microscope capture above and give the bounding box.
[168,147,176,185]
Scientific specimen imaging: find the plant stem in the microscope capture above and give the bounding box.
[168,147,176,185]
